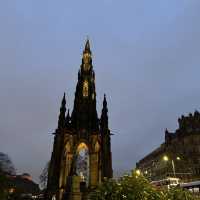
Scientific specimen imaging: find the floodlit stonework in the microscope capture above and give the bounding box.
[45,40,112,200]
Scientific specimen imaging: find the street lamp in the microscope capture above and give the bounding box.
[163,155,181,178]
[135,169,141,176]
[163,155,169,162]
[176,156,181,161]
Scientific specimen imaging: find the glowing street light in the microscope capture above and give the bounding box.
[162,155,181,178]
[135,169,141,176]
[176,156,181,161]
[163,155,169,161]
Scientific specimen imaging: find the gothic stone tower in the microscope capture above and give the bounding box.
[46,40,112,200]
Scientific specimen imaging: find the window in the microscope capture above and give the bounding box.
[83,80,89,97]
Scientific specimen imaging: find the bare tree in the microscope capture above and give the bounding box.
[0,152,16,199]
[0,152,16,175]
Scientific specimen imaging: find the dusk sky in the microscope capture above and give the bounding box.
[0,0,200,183]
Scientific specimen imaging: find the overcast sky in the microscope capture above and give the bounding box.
[0,0,200,183]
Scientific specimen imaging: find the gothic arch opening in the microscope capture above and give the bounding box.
[94,141,100,153]
[76,142,89,186]
[59,142,71,189]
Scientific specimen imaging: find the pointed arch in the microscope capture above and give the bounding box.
[64,142,71,155]
[94,141,100,152]
[59,142,72,189]
[76,142,90,185]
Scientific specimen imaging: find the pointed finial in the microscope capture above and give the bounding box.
[84,38,91,53]
[103,94,107,106]
[62,92,66,105]
[58,92,66,129]
[101,93,108,130]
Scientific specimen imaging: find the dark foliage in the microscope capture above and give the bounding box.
[89,174,200,200]
[0,152,16,175]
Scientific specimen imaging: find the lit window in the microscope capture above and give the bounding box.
[83,81,88,97]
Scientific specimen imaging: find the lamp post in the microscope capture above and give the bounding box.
[163,155,181,178]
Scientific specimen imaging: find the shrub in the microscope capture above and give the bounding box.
[89,174,200,200]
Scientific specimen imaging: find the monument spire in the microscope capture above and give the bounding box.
[100,94,108,130]
[100,94,112,179]
[71,40,98,131]
[46,40,112,200]
[57,93,66,129]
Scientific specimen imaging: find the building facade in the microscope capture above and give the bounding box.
[46,40,112,200]
[137,111,200,182]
